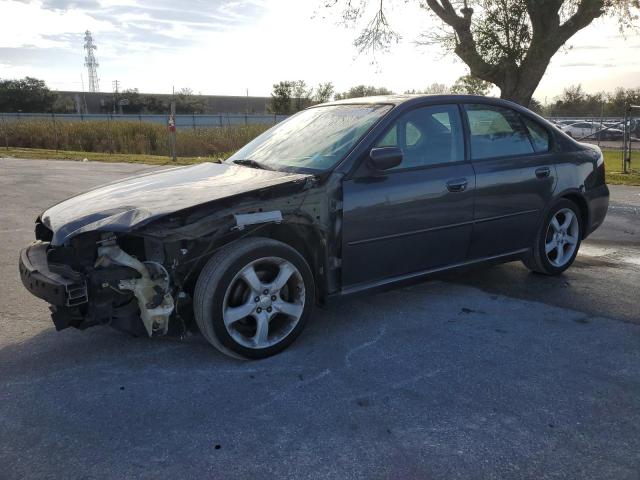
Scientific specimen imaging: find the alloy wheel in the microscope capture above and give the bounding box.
[221,256,305,349]
[545,208,580,268]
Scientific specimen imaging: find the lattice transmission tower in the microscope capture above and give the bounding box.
[84,30,100,92]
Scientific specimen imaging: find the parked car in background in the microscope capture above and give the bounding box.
[602,127,624,140]
[19,95,609,358]
[550,120,575,129]
[561,121,599,139]
[553,119,579,128]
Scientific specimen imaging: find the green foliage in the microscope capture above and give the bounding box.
[406,83,450,95]
[175,88,206,114]
[118,88,206,114]
[474,0,532,67]
[120,89,147,114]
[270,81,294,115]
[528,97,545,114]
[334,85,393,99]
[0,77,57,113]
[545,85,640,117]
[1,119,269,157]
[450,74,492,96]
[291,80,313,112]
[314,82,335,103]
[270,80,314,114]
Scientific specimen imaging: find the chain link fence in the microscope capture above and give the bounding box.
[548,115,639,173]
[1,112,637,170]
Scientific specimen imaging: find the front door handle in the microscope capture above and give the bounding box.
[446,178,468,193]
[535,167,551,179]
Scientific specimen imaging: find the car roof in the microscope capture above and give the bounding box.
[319,94,523,109]
[315,94,561,135]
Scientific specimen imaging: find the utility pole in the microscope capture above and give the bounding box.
[112,80,120,114]
[623,103,629,174]
[623,103,638,174]
[80,73,88,114]
[168,101,177,162]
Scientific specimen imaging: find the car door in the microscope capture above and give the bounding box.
[463,104,557,259]
[574,122,588,138]
[340,104,475,290]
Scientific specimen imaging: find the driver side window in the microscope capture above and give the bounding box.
[375,105,464,170]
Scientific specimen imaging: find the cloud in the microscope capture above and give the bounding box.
[1,0,264,53]
[1,1,114,49]
[2,0,639,98]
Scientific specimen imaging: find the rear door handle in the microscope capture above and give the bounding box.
[446,178,468,193]
[535,167,551,179]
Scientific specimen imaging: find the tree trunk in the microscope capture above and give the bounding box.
[495,55,551,106]
[424,0,607,108]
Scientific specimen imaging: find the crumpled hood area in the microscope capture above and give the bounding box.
[41,162,311,245]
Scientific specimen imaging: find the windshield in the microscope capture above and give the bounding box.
[227,104,392,172]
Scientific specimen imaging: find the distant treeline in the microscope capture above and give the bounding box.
[2,77,639,118]
[540,85,640,118]
[0,78,270,115]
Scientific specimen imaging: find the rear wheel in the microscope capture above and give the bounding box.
[522,199,582,275]
[194,237,315,359]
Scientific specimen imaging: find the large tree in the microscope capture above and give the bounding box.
[334,85,394,99]
[291,80,313,112]
[270,81,293,114]
[314,82,336,103]
[327,0,639,105]
[450,74,492,95]
[0,77,57,112]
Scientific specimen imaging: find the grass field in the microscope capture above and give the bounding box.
[2,146,639,186]
[603,150,640,185]
[0,147,223,165]
[0,119,268,158]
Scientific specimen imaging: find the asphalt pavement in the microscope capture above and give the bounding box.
[1,158,639,480]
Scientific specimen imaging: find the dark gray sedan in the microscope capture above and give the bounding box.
[19,95,609,358]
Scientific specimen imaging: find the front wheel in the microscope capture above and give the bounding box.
[194,237,315,359]
[522,199,583,275]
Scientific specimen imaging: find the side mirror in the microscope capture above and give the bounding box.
[368,147,403,171]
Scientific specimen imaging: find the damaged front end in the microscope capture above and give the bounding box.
[20,230,180,337]
[19,161,339,340]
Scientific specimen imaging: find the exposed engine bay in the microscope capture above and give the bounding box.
[20,165,341,339]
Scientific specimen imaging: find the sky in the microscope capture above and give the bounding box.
[0,0,639,101]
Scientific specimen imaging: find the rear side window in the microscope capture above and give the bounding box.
[375,104,464,169]
[464,104,534,160]
[523,117,550,152]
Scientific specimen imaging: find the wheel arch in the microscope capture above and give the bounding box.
[247,221,329,303]
[558,191,589,239]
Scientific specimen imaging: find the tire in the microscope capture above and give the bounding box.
[194,237,315,359]
[522,199,583,275]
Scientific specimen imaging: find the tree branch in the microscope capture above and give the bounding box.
[525,0,562,38]
[556,0,606,45]
[424,0,503,84]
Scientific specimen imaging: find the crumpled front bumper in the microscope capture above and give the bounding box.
[19,241,88,307]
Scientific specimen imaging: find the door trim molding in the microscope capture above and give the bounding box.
[347,219,473,247]
[474,208,539,224]
[347,209,539,247]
